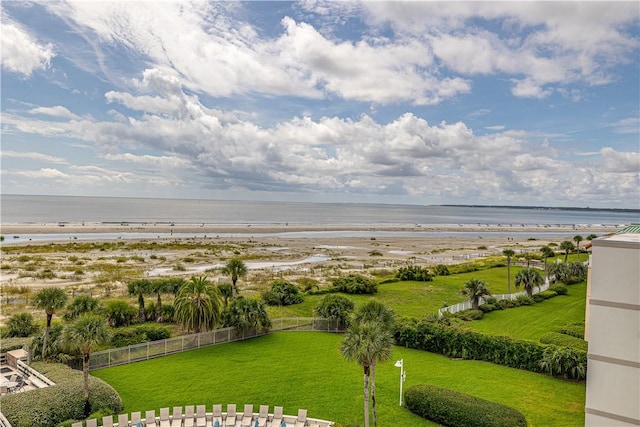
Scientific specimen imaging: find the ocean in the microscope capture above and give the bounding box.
[2,194,638,226]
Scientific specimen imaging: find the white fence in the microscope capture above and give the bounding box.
[89,317,340,370]
[438,280,550,317]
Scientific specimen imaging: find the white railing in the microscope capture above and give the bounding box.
[16,359,55,386]
[438,280,550,317]
[90,317,340,370]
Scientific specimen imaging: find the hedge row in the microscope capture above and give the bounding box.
[405,384,527,427]
[540,332,588,352]
[1,363,122,427]
[394,319,586,379]
[558,322,585,339]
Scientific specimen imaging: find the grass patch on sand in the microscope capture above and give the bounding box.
[92,332,585,427]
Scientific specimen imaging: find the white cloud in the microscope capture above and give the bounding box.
[600,147,640,173]
[1,150,67,163]
[30,106,80,120]
[102,153,191,169]
[610,117,640,134]
[1,16,54,76]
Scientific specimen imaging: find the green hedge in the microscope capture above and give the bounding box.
[454,309,484,321]
[1,363,122,427]
[405,384,527,427]
[548,283,568,295]
[558,322,585,339]
[537,290,558,299]
[540,332,588,352]
[394,319,586,378]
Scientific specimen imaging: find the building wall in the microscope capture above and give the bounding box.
[585,236,640,427]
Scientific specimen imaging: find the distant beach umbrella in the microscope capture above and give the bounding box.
[254,419,259,427]
[280,420,287,427]
[214,420,220,427]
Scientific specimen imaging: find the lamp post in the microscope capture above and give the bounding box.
[394,359,406,406]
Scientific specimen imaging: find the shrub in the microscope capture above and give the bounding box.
[396,265,432,282]
[478,303,497,313]
[111,324,171,347]
[261,280,304,306]
[394,318,586,378]
[540,332,588,352]
[0,362,122,427]
[454,309,484,321]
[537,290,558,299]
[314,294,355,330]
[104,300,136,327]
[532,294,545,303]
[4,312,39,337]
[432,264,450,276]
[497,299,516,309]
[405,384,527,427]
[515,295,535,305]
[332,274,378,294]
[549,284,568,295]
[558,322,585,339]
[486,297,498,305]
[539,346,587,380]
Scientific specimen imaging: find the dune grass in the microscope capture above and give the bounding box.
[465,281,587,341]
[92,332,585,427]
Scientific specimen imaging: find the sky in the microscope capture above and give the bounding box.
[1,1,639,209]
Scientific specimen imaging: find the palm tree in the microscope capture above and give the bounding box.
[217,283,233,308]
[461,279,491,309]
[127,279,151,323]
[560,241,575,263]
[33,287,68,359]
[540,246,555,277]
[514,268,543,297]
[573,235,583,257]
[62,315,110,416]
[174,276,221,333]
[502,249,515,295]
[221,258,248,301]
[340,321,393,427]
[149,278,184,321]
[63,295,100,321]
[353,301,395,427]
[221,297,271,336]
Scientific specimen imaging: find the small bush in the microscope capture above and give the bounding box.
[537,290,558,299]
[558,322,585,339]
[478,303,497,313]
[396,265,432,282]
[4,312,39,337]
[532,294,545,303]
[486,297,498,305]
[261,280,304,306]
[405,384,527,427]
[454,309,484,321]
[497,299,516,309]
[540,332,588,352]
[549,284,568,295]
[332,274,378,294]
[515,295,535,306]
[432,264,450,276]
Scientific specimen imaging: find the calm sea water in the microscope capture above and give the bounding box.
[1,194,638,226]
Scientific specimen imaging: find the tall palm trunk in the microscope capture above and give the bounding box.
[371,362,378,427]
[82,351,91,416]
[507,260,511,295]
[42,313,53,359]
[232,278,238,301]
[363,365,370,427]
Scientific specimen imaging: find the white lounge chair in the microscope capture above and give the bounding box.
[131,411,142,426]
[87,419,98,427]
[294,409,307,427]
[159,407,170,427]
[212,404,223,427]
[271,406,283,427]
[196,405,207,427]
[184,405,195,427]
[118,413,129,427]
[225,404,237,427]
[146,409,157,426]
[171,406,183,427]
[257,405,268,427]
[241,404,253,427]
[71,422,83,427]
[103,415,114,427]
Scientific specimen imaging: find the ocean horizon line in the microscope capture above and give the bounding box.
[2,193,638,212]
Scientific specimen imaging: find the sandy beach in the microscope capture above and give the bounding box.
[0,221,608,325]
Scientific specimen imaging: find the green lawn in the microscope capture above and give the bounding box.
[93,332,585,427]
[267,266,526,320]
[465,281,587,341]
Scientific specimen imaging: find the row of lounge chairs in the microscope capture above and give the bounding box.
[71,404,331,427]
